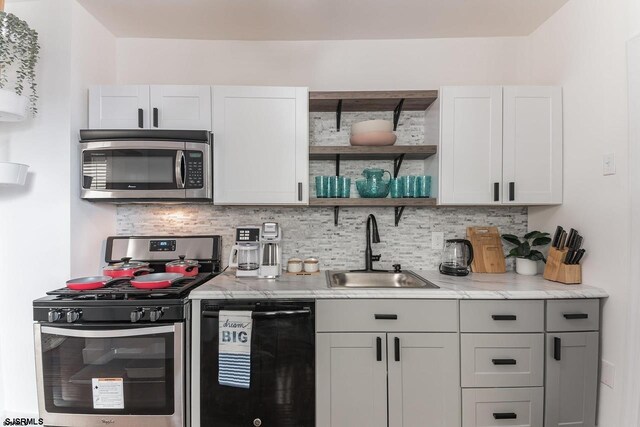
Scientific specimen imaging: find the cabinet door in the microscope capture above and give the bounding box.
[88,85,149,129]
[503,86,563,204]
[388,333,460,427]
[213,85,309,205]
[545,332,599,427]
[316,333,387,427]
[439,86,503,205]
[149,85,211,130]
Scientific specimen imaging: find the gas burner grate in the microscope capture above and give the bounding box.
[46,274,213,300]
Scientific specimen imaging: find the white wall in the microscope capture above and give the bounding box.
[0,0,116,418]
[116,37,524,89]
[69,1,117,276]
[520,1,633,425]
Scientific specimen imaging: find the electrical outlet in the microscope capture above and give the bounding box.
[601,359,615,389]
[432,232,444,250]
[603,153,616,176]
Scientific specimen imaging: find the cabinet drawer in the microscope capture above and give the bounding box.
[460,300,544,333]
[462,387,543,427]
[546,299,600,331]
[316,299,458,332]
[461,334,544,387]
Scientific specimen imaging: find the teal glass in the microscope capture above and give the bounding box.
[338,177,351,198]
[328,176,339,198]
[415,176,432,198]
[389,178,404,198]
[315,176,329,198]
[401,176,416,197]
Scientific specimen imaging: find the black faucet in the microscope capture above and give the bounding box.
[364,214,382,271]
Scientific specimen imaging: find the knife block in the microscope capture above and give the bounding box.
[543,247,582,284]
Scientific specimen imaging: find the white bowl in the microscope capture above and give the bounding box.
[0,162,29,186]
[0,89,28,122]
[351,119,393,135]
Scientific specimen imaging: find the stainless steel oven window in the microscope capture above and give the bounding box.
[34,323,184,427]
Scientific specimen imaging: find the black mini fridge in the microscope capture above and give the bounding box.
[199,300,315,427]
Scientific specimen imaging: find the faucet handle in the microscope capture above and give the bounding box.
[393,264,402,273]
[372,254,381,262]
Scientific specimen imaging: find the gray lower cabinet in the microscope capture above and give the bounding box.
[544,332,599,427]
[316,332,460,427]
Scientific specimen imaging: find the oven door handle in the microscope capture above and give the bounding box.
[203,309,311,318]
[40,325,175,338]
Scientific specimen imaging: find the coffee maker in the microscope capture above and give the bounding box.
[259,222,282,278]
[228,226,261,277]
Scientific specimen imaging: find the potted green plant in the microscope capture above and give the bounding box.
[0,10,40,120]
[502,231,552,276]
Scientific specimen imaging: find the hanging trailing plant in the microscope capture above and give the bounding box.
[0,11,40,115]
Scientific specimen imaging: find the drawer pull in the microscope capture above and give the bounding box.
[491,314,517,321]
[563,313,588,320]
[374,314,398,320]
[554,337,562,361]
[376,337,382,361]
[493,412,517,420]
[394,337,400,362]
[492,358,517,365]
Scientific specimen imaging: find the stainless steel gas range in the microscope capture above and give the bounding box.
[32,235,221,427]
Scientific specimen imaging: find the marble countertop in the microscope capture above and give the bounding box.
[189,269,608,300]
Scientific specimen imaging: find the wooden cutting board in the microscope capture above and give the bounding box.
[467,226,506,273]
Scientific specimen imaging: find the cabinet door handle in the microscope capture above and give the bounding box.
[509,182,515,201]
[554,337,562,361]
[374,314,398,320]
[394,337,400,362]
[493,182,499,202]
[563,313,588,320]
[493,413,517,420]
[492,314,517,321]
[298,182,303,201]
[492,358,517,365]
[153,107,159,128]
[376,337,382,362]
[137,108,143,128]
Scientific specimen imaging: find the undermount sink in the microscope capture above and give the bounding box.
[326,270,439,289]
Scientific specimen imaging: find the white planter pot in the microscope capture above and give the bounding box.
[516,258,538,276]
[0,162,29,186]
[0,88,28,122]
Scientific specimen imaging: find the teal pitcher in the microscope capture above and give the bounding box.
[356,168,391,198]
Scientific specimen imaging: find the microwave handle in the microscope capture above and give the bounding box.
[176,150,186,189]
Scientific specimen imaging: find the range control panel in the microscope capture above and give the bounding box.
[185,151,204,189]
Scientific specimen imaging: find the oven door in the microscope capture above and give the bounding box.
[34,323,183,427]
[81,140,210,201]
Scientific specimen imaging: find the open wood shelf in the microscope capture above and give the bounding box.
[309,198,437,207]
[309,90,438,112]
[309,145,437,161]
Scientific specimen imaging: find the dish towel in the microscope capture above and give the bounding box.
[218,310,253,389]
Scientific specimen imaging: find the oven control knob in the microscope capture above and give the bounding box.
[253,419,262,427]
[66,309,82,323]
[149,308,164,322]
[47,309,63,323]
[130,309,144,323]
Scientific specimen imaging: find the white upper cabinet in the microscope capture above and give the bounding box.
[439,85,563,205]
[89,85,211,130]
[503,86,563,204]
[89,85,149,129]
[149,85,211,130]
[440,86,503,205]
[213,85,309,205]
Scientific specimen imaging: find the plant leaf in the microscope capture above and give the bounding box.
[524,231,550,241]
[502,234,522,246]
[506,248,519,258]
[532,237,552,247]
[528,250,547,262]
[517,241,531,258]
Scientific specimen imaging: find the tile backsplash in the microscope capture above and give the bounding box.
[117,205,527,271]
[116,111,528,270]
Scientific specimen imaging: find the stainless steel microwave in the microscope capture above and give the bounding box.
[79,129,212,202]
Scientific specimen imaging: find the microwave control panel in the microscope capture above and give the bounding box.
[186,151,204,189]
